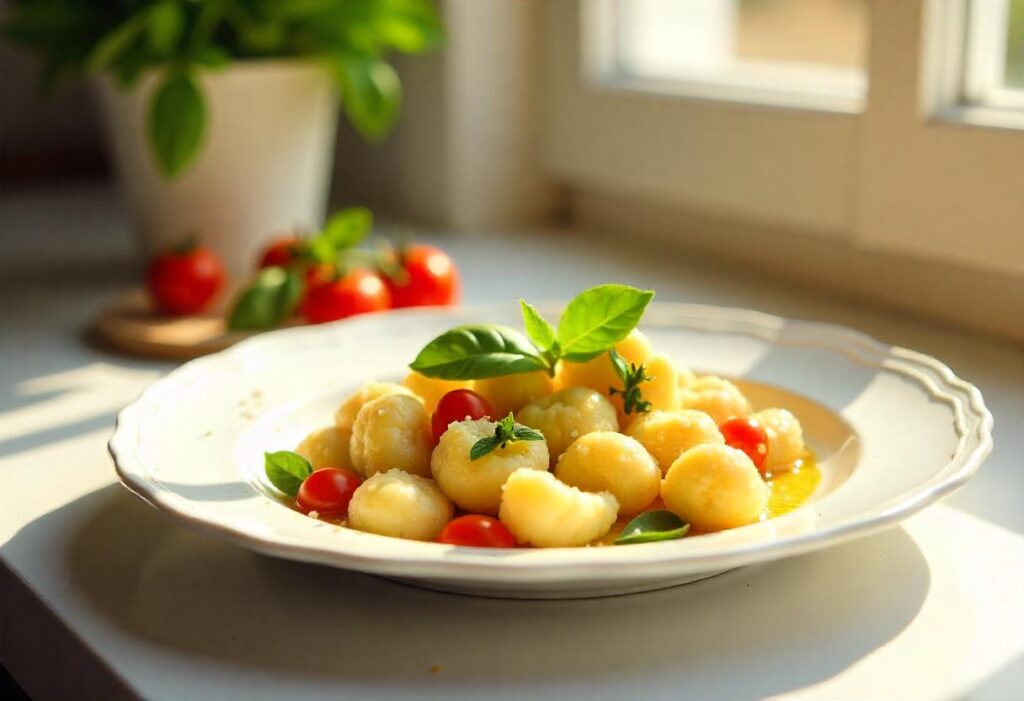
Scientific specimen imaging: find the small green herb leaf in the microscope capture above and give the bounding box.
[409,325,547,380]
[148,70,207,178]
[147,0,184,57]
[322,207,373,249]
[228,266,303,331]
[608,350,653,416]
[615,510,690,545]
[334,55,402,142]
[520,300,557,354]
[470,412,545,460]
[86,14,146,73]
[556,284,654,362]
[265,450,313,496]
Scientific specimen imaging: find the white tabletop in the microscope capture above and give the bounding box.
[2,184,1022,701]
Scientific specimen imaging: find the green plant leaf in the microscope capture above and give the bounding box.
[334,55,402,141]
[322,207,373,249]
[86,13,145,73]
[372,0,444,53]
[520,300,557,354]
[556,284,654,362]
[469,436,502,461]
[615,510,690,545]
[228,266,304,331]
[148,70,207,178]
[409,325,547,380]
[265,450,313,496]
[147,0,185,57]
[608,349,653,416]
[470,413,545,460]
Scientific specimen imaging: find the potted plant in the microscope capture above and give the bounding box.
[2,0,442,273]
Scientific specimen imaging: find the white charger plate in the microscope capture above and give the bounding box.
[109,303,993,599]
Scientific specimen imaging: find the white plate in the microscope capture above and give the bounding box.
[110,303,993,599]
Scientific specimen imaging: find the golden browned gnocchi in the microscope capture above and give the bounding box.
[335,381,416,430]
[431,418,549,513]
[350,393,433,477]
[679,376,752,424]
[751,408,805,469]
[475,370,555,418]
[296,425,352,470]
[402,372,471,413]
[499,469,619,547]
[661,444,768,530]
[554,432,660,515]
[559,329,652,399]
[348,470,453,541]
[625,409,724,474]
[516,387,618,463]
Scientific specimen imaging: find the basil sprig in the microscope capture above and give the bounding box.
[470,413,544,460]
[265,450,313,496]
[229,267,304,331]
[615,510,690,545]
[609,350,653,416]
[410,284,654,380]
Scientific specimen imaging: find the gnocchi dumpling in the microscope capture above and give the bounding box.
[751,408,805,469]
[661,444,768,531]
[431,418,549,513]
[637,353,681,413]
[625,409,724,474]
[554,432,660,515]
[348,470,453,541]
[350,393,433,477]
[402,372,471,414]
[558,329,652,400]
[475,370,555,418]
[335,381,416,430]
[296,425,352,470]
[679,376,752,424]
[516,387,618,463]
[499,469,619,547]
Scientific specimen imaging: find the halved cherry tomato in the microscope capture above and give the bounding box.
[386,245,460,308]
[258,235,305,269]
[296,468,361,517]
[300,269,391,324]
[719,417,770,473]
[146,244,225,316]
[431,388,493,441]
[437,515,517,548]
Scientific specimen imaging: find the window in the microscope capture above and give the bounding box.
[964,0,1024,107]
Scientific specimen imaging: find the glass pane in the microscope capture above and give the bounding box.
[613,0,868,98]
[1005,0,1024,90]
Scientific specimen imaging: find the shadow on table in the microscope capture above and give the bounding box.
[5,485,933,699]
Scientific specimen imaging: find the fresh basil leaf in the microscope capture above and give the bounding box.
[372,0,444,53]
[470,436,501,461]
[322,207,372,249]
[148,70,207,178]
[615,510,690,545]
[333,55,402,142]
[147,0,184,57]
[86,13,145,73]
[409,325,547,380]
[228,267,303,331]
[512,426,544,442]
[520,299,556,354]
[265,450,313,496]
[556,284,654,362]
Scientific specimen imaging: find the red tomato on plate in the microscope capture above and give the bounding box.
[296,468,361,518]
[387,245,460,308]
[431,389,493,441]
[437,515,517,548]
[146,244,225,316]
[719,417,770,473]
[300,269,391,324]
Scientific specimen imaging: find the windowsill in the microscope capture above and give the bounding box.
[932,102,1024,133]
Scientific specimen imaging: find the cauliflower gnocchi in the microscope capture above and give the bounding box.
[499,469,619,547]
[554,432,660,515]
[661,444,769,531]
[751,408,805,469]
[625,409,724,474]
[350,393,433,477]
[348,470,453,541]
[269,283,819,549]
[679,376,753,424]
[431,418,549,513]
[517,387,618,462]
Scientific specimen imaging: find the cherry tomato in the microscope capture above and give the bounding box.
[387,245,460,308]
[300,269,391,324]
[146,244,225,316]
[303,262,336,291]
[258,235,304,269]
[719,417,770,473]
[296,468,361,517]
[431,389,493,441]
[437,515,517,548]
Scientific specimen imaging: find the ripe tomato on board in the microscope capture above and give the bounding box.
[437,515,517,548]
[386,245,460,308]
[719,417,770,473]
[299,269,391,324]
[258,235,305,269]
[146,244,225,316]
[431,389,493,441]
[296,468,361,518]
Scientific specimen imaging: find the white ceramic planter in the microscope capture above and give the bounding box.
[96,60,338,276]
